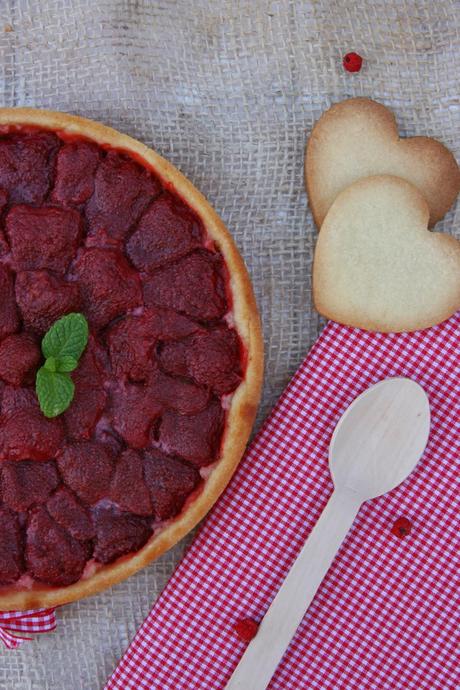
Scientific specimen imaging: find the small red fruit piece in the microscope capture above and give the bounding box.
[234,617,259,642]
[391,516,412,538]
[343,52,363,73]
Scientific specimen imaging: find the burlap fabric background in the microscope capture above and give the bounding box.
[0,1,458,688]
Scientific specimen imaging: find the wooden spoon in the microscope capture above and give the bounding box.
[225,377,430,690]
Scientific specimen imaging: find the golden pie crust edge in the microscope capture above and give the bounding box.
[0,107,264,610]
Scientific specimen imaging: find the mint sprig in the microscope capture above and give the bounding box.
[36,313,89,418]
[36,369,75,418]
[42,312,88,361]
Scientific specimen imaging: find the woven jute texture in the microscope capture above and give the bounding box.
[0,1,458,688]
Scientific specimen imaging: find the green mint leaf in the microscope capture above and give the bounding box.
[36,368,75,418]
[56,355,79,372]
[36,313,89,418]
[44,356,58,373]
[42,313,89,361]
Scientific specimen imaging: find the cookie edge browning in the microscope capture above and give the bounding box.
[0,107,264,610]
[312,174,460,332]
[305,97,460,228]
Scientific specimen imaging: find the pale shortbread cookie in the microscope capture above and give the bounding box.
[306,98,460,228]
[313,175,460,332]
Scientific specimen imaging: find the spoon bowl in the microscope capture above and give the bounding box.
[330,377,431,500]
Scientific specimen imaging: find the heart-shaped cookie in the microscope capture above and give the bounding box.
[313,175,460,332]
[305,98,460,228]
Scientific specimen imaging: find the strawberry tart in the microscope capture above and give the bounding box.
[0,109,263,609]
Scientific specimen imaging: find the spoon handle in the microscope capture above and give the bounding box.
[225,487,362,690]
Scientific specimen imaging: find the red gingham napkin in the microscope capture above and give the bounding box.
[108,313,459,689]
[0,608,56,648]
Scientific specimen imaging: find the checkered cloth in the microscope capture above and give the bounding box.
[0,609,56,649]
[106,313,459,690]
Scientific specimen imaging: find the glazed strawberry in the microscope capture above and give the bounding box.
[0,333,41,386]
[0,265,20,340]
[6,204,82,274]
[111,369,209,448]
[52,140,101,206]
[159,326,242,394]
[159,397,224,466]
[63,341,107,439]
[57,441,115,505]
[1,460,59,512]
[111,381,162,448]
[107,309,201,381]
[127,193,203,272]
[47,487,95,541]
[150,307,200,340]
[150,368,210,415]
[93,504,152,564]
[0,131,59,204]
[25,507,89,586]
[0,385,36,415]
[143,451,201,520]
[72,248,142,329]
[110,449,152,516]
[0,392,64,461]
[15,270,81,334]
[107,312,158,381]
[86,151,160,241]
[0,506,23,585]
[143,250,228,321]
[186,327,242,393]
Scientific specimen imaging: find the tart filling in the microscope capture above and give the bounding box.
[0,113,262,607]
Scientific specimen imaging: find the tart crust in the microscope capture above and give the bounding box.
[0,108,264,610]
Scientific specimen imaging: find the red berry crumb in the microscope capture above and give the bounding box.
[391,517,412,538]
[234,617,259,642]
[343,52,363,73]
